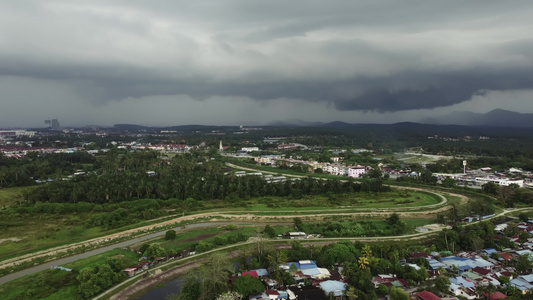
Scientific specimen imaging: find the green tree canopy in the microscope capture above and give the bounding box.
[143,244,167,258]
[165,229,177,240]
[233,275,264,298]
[389,287,410,300]
[263,225,276,238]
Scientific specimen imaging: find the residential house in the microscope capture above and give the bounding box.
[318,280,345,298]
[511,274,533,294]
[265,290,280,300]
[448,283,476,300]
[416,290,442,300]
[347,165,366,178]
[484,291,507,299]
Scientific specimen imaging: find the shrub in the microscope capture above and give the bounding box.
[165,229,177,240]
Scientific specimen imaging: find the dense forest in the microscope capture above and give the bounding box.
[0,149,391,230]
[23,150,389,204]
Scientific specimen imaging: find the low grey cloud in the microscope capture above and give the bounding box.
[1,0,533,126]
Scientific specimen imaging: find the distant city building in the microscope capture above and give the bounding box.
[45,119,61,130]
[51,119,60,130]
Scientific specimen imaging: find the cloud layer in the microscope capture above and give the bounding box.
[1,1,533,126]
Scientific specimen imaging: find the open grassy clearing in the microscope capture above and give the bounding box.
[0,212,106,261]
[0,268,79,300]
[0,248,140,300]
[0,210,196,263]
[64,248,140,270]
[0,186,35,208]
[152,226,293,254]
[201,190,441,213]
[0,189,441,262]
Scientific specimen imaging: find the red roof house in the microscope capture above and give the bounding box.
[241,271,259,278]
[485,291,507,300]
[416,291,442,300]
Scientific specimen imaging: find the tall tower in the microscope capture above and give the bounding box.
[219,140,223,151]
[51,119,60,130]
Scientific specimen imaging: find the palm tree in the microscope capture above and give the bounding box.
[362,245,372,258]
[358,256,369,270]
[345,286,358,299]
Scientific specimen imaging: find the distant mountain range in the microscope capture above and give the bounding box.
[422,109,533,127]
[268,109,533,128]
[113,109,533,131]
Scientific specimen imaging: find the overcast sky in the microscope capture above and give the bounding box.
[1,0,533,128]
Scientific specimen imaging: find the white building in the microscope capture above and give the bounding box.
[323,163,347,176]
[255,155,282,165]
[348,166,366,178]
[475,177,524,188]
[241,147,259,152]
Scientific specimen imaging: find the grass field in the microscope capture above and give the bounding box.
[0,186,35,208]
[64,248,140,270]
[0,212,108,262]
[0,209,211,263]
[0,268,79,300]
[0,248,140,300]
[152,225,292,254]
[0,188,441,262]
[201,190,442,214]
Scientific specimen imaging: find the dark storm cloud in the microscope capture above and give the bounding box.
[1,0,533,114]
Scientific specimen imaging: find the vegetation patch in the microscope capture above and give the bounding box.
[0,186,35,208]
[0,248,139,300]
